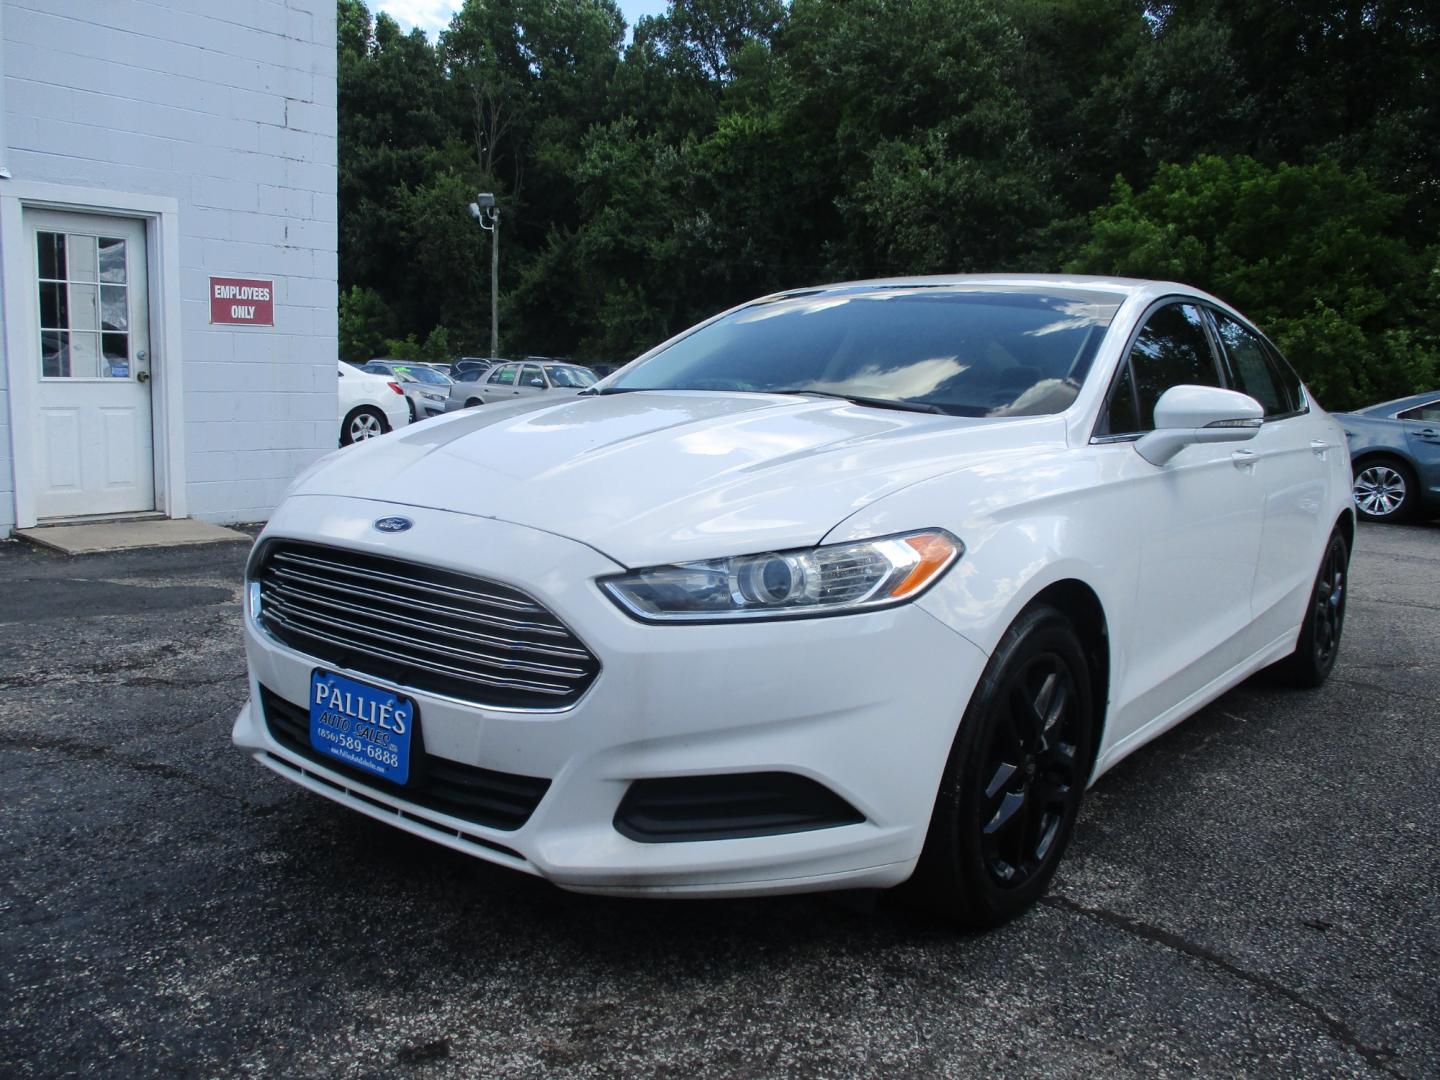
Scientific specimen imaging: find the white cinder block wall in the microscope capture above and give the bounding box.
[1,0,337,528]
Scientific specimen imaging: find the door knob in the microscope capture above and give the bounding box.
[136,371,150,383]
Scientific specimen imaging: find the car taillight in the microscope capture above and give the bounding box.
[387,382,405,396]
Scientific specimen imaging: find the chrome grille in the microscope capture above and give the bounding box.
[254,540,600,709]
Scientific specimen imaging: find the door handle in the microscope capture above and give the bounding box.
[136,371,150,384]
[1231,449,1256,470]
[1309,439,1331,456]
[1417,428,1440,442]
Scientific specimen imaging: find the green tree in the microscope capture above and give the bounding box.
[339,285,397,362]
[1070,155,1436,408]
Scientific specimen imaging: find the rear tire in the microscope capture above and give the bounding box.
[466,398,483,408]
[340,406,388,446]
[1274,530,1349,688]
[1352,457,1415,523]
[905,605,1095,928]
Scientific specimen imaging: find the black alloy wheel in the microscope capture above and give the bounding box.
[1275,530,1350,688]
[978,654,1085,887]
[907,605,1094,927]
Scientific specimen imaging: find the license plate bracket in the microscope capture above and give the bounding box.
[309,670,415,784]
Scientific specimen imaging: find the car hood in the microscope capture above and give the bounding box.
[291,391,1067,567]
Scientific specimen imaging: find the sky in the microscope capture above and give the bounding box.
[374,1,672,39]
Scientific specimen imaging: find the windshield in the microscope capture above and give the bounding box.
[608,286,1122,417]
[548,365,598,388]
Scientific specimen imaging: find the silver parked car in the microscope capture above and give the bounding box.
[362,360,453,422]
[458,360,597,407]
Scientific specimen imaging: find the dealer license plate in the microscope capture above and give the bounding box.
[309,670,414,784]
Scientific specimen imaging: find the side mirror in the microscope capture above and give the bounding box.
[1135,385,1263,466]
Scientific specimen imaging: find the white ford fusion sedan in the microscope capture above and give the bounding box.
[234,276,1354,927]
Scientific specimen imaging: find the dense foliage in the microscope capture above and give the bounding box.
[338,0,1438,409]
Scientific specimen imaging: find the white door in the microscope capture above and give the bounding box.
[28,210,154,519]
[1096,301,1265,745]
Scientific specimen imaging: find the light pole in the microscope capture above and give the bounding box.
[468,193,500,357]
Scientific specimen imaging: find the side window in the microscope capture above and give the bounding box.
[1397,401,1440,422]
[520,364,546,388]
[1212,312,1290,416]
[1264,342,1306,413]
[1128,303,1221,431]
[489,365,516,385]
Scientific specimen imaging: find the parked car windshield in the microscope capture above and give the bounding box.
[608,286,1123,417]
[547,365,598,389]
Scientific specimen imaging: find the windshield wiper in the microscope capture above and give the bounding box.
[768,389,946,414]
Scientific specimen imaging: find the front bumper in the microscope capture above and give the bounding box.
[233,495,988,897]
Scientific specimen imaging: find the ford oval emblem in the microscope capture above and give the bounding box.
[373,516,413,533]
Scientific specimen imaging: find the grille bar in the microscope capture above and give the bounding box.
[256,540,600,709]
[272,549,544,613]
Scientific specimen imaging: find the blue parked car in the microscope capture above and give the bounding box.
[1335,391,1440,522]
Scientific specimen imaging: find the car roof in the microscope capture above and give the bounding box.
[761,273,1203,306]
[1357,390,1440,416]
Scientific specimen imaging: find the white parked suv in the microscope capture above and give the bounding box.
[241,277,1353,927]
[337,361,409,445]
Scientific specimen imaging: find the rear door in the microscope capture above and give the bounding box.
[1397,399,1440,502]
[515,364,547,399]
[483,363,517,401]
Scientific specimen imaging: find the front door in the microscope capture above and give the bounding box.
[28,210,154,519]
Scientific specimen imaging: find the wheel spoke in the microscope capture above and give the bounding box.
[984,789,1027,838]
[984,760,1019,803]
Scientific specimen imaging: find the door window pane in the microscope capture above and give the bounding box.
[70,282,100,332]
[490,365,516,385]
[101,285,129,331]
[103,333,130,378]
[38,232,66,280]
[68,234,98,281]
[520,364,545,388]
[39,282,68,328]
[1397,402,1440,422]
[70,331,102,378]
[42,330,70,377]
[1213,312,1289,415]
[98,237,127,283]
[1128,304,1220,431]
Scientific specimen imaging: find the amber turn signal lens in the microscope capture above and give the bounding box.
[889,532,961,598]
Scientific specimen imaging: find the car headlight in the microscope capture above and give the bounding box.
[599,530,962,623]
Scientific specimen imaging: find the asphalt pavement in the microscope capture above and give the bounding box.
[1,521,1436,1078]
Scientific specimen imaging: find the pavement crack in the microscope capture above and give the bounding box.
[0,643,187,690]
[1041,894,1405,1077]
[0,733,269,816]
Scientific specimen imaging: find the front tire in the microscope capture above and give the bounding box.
[340,406,388,446]
[1352,457,1415,523]
[1274,530,1349,688]
[907,606,1095,928]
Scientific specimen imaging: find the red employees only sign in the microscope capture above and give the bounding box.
[209,276,275,326]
